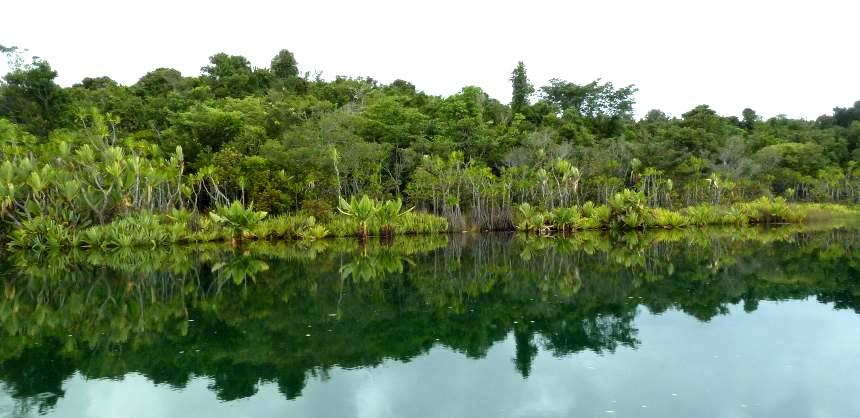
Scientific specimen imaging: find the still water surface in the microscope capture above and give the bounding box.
[0,226,858,417]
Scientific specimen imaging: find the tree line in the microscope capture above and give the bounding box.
[1,45,859,231]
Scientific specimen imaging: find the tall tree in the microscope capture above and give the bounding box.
[0,59,68,136]
[133,68,185,97]
[833,100,860,128]
[510,61,534,114]
[270,49,299,80]
[741,107,759,130]
[201,53,268,98]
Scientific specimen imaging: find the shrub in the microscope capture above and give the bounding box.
[580,201,597,218]
[376,198,414,236]
[685,205,718,226]
[75,214,182,249]
[187,217,230,243]
[394,212,448,234]
[301,199,333,222]
[253,215,311,239]
[607,189,648,229]
[298,220,329,241]
[739,197,803,224]
[209,201,268,241]
[552,207,580,233]
[516,203,549,234]
[720,207,749,225]
[7,217,74,250]
[337,195,379,240]
[647,208,688,229]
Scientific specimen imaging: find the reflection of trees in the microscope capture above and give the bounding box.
[0,225,859,412]
[212,253,269,285]
[0,341,73,414]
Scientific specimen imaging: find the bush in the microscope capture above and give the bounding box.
[607,189,648,229]
[327,211,447,237]
[377,198,414,236]
[647,208,688,229]
[552,207,580,233]
[301,199,333,222]
[209,201,268,240]
[516,203,549,233]
[720,207,749,225]
[685,205,718,226]
[7,217,75,250]
[78,213,179,249]
[298,222,330,240]
[738,197,803,224]
[337,195,379,239]
[252,215,312,239]
[394,212,448,234]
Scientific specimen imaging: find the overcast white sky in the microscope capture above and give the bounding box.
[2,0,858,119]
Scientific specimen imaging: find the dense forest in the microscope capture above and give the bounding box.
[1,45,859,236]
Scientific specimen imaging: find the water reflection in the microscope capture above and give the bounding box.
[1,225,860,416]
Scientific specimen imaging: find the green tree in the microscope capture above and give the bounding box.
[741,107,759,130]
[270,49,299,80]
[0,60,68,136]
[201,53,268,98]
[510,61,534,114]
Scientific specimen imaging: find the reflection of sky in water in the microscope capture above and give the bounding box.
[4,300,858,418]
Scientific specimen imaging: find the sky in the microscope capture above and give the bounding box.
[1,0,858,120]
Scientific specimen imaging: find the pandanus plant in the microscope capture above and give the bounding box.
[297,216,329,241]
[209,200,268,243]
[552,207,580,233]
[608,189,647,229]
[337,195,379,241]
[516,202,550,234]
[553,159,582,206]
[376,198,414,238]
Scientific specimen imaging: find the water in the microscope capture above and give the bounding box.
[1,226,859,417]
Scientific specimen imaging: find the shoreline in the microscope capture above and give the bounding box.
[4,200,857,252]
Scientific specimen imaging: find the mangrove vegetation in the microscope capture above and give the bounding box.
[1,45,860,246]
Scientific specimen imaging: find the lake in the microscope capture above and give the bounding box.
[1,225,859,417]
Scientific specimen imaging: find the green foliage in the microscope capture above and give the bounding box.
[2,48,860,245]
[738,197,804,224]
[0,60,69,136]
[300,199,332,222]
[209,201,268,239]
[299,223,330,241]
[647,208,688,229]
[376,198,414,235]
[685,205,719,226]
[326,208,447,237]
[270,49,299,80]
[720,207,749,226]
[201,53,268,98]
[551,207,580,232]
[337,195,379,238]
[516,203,549,234]
[391,212,448,235]
[607,189,648,229]
[77,213,179,248]
[7,216,74,250]
[510,61,534,114]
[252,214,313,240]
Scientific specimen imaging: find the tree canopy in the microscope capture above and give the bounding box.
[1,47,858,230]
